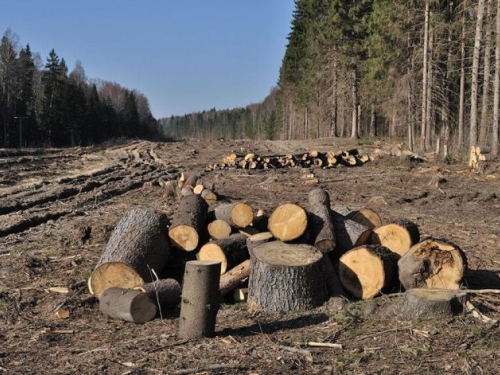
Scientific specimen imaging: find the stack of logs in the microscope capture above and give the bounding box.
[206,149,373,171]
[469,146,493,171]
[88,183,468,325]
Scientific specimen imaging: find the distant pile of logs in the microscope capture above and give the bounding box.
[469,146,493,170]
[205,149,373,171]
[88,188,468,328]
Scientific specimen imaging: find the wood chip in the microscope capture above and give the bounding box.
[45,287,70,294]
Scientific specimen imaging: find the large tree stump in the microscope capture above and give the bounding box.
[215,203,254,228]
[268,203,308,242]
[178,260,221,339]
[248,241,327,312]
[99,288,157,323]
[389,288,468,320]
[398,238,467,290]
[89,208,171,298]
[144,278,181,312]
[198,234,249,274]
[308,189,336,253]
[371,219,420,256]
[169,195,208,251]
[338,245,399,299]
[219,259,251,296]
[330,209,371,257]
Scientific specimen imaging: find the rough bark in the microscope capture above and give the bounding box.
[338,245,399,299]
[219,259,251,296]
[169,195,208,251]
[178,261,221,339]
[90,208,171,297]
[198,234,249,274]
[308,189,336,253]
[99,288,157,323]
[398,238,468,290]
[330,207,371,258]
[215,203,253,228]
[248,241,327,312]
[144,278,181,313]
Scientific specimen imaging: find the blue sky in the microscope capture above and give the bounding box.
[0,0,295,118]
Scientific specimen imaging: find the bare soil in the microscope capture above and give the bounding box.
[0,138,499,374]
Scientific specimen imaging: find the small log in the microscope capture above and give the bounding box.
[89,209,170,298]
[219,259,251,296]
[390,288,468,320]
[182,173,199,189]
[215,203,254,228]
[201,189,217,201]
[233,287,248,302]
[349,208,382,229]
[248,241,327,312]
[246,232,273,253]
[371,219,420,256]
[198,234,249,274]
[398,238,467,290]
[338,245,399,299]
[239,226,260,237]
[169,195,208,252]
[99,288,157,323]
[180,187,194,197]
[193,184,205,195]
[178,261,221,339]
[330,209,371,257]
[308,189,336,253]
[144,279,181,312]
[268,203,308,242]
[207,219,232,240]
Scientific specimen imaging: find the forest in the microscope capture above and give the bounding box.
[0,29,158,148]
[161,0,500,158]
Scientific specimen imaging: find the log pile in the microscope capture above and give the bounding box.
[88,187,470,327]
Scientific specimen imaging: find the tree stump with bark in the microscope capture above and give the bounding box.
[398,238,467,290]
[198,234,249,274]
[371,219,420,256]
[178,260,221,339]
[99,288,157,323]
[168,195,208,251]
[338,245,399,299]
[89,208,171,298]
[248,241,327,312]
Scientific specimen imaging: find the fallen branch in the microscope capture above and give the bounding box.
[307,342,343,349]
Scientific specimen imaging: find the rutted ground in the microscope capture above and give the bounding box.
[0,138,499,374]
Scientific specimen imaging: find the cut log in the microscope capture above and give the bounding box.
[180,187,194,197]
[215,203,254,228]
[144,278,181,312]
[349,208,382,229]
[398,238,467,290]
[389,288,468,320]
[330,209,371,257]
[338,245,399,299]
[198,234,249,274]
[89,208,171,298]
[323,255,345,297]
[169,195,208,252]
[99,288,157,323]
[308,189,336,253]
[219,259,251,296]
[233,287,248,302]
[183,173,199,189]
[246,232,274,253]
[207,219,232,240]
[201,189,217,201]
[193,184,205,195]
[248,241,327,312]
[178,260,221,339]
[268,203,308,242]
[371,219,420,256]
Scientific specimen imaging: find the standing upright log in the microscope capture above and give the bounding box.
[248,241,327,312]
[89,209,171,298]
[198,234,249,274]
[330,209,371,257]
[268,203,308,242]
[308,189,336,253]
[99,288,157,323]
[215,203,254,228]
[169,195,208,251]
[144,278,182,312]
[338,245,399,299]
[178,261,221,339]
[372,219,420,256]
[398,238,467,290]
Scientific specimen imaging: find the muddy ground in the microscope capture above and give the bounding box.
[0,138,499,374]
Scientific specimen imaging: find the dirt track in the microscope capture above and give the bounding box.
[0,138,499,374]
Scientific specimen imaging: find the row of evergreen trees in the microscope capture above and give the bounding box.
[162,0,500,158]
[0,29,158,148]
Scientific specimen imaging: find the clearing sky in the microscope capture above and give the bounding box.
[0,0,295,118]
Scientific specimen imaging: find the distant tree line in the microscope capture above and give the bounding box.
[0,29,158,148]
[162,0,500,158]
